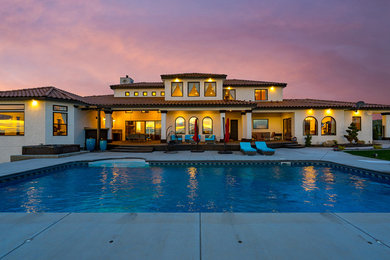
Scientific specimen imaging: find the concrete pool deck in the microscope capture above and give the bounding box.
[1,147,389,179]
[1,148,390,259]
[1,213,390,259]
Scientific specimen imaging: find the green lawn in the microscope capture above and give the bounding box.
[345,149,390,161]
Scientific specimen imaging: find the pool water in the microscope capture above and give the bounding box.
[1,165,390,212]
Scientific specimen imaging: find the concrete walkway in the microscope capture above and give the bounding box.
[1,147,389,179]
[1,213,390,260]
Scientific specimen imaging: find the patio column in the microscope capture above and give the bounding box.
[96,109,101,149]
[241,112,246,141]
[246,110,252,141]
[160,110,167,143]
[219,110,226,142]
[384,114,390,138]
[104,110,113,141]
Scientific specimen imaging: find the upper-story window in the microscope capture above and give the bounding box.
[53,105,68,136]
[223,88,236,100]
[143,91,148,96]
[0,104,24,136]
[204,82,216,97]
[255,89,268,101]
[188,82,200,97]
[125,91,130,96]
[134,91,139,96]
[171,82,183,97]
[152,91,156,96]
[161,91,165,96]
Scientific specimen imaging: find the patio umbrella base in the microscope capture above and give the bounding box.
[218,151,233,154]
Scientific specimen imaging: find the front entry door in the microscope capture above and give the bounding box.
[230,120,238,141]
[283,118,292,140]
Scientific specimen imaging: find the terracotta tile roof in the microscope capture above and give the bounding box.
[255,99,390,110]
[110,82,164,90]
[0,86,86,103]
[84,95,257,108]
[224,79,287,87]
[161,73,227,80]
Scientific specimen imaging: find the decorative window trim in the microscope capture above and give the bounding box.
[53,105,68,112]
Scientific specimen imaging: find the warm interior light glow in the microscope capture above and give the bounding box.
[32,100,38,106]
[326,109,332,115]
[270,86,275,91]
[308,109,314,115]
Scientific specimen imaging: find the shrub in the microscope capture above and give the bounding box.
[305,134,312,147]
[344,122,359,144]
[373,144,382,150]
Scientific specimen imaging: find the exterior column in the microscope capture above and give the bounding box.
[105,110,113,141]
[246,110,252,141]
[241,112,247,141]
[96,109,101,149]
[384,114,390,139]
[220,110,226,142]
[160,110,167,143]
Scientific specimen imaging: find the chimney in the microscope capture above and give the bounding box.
[120,75,134,84]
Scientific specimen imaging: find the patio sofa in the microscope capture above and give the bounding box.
[185,134,201,143]
[205,135,216,143]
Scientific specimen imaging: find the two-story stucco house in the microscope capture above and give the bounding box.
[1,72,390,162]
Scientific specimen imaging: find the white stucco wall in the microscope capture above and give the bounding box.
[164,79,224,101]
[232,86,283,101]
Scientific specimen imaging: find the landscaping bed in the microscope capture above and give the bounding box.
[345,149,390,161]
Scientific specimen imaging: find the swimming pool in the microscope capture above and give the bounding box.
[1,162,390,212]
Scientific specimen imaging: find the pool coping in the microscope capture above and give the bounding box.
[1,158,389,184]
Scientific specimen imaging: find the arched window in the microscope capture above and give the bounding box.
[189,117,198,134]
[202,117,213,134]
[303,116,318,135]
[175,117,185,134]
[321,116,336,135]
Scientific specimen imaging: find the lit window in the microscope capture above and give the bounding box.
[125,91,130,96]
[161,91,165,96]
[53,105,68,136]
[352,116,361,131]
[171,82,183,97]
[134,92,139,96]
[188,82,200,97]
[303,116,318,135]
[0,104,24,136]
[175,117,185,134]
[255,89,268,101]
[253,119,268,129]
[223,89,236,100]
[143,91,148,96]
[202,117,213,134]
[152,91,156,96]
[189,117,198,134]
[204,82,216,97]
[321,116,336,135]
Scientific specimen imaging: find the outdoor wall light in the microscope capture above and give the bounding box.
[326,109,332,115]
[270,86,275,91]
[308,109,313,115]
[32,100,38,106]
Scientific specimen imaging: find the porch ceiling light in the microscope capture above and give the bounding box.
[32,100,38,107]
[270,86,275,91]
[308,109,313,115]
[354,110,360,115]
[207,78,213,82]
[174,78,180,82]
[227,87,231,90]
[326,109,332,115]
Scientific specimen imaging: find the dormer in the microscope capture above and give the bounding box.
[161,73,227,101]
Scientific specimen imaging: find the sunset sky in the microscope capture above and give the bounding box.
[1,0,389,103]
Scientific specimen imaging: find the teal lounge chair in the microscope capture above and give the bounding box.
[255,141,275,155]
[205,135,215,143]
[184,135,192,143]
[240,142,256,155]
[171,135,182,143]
